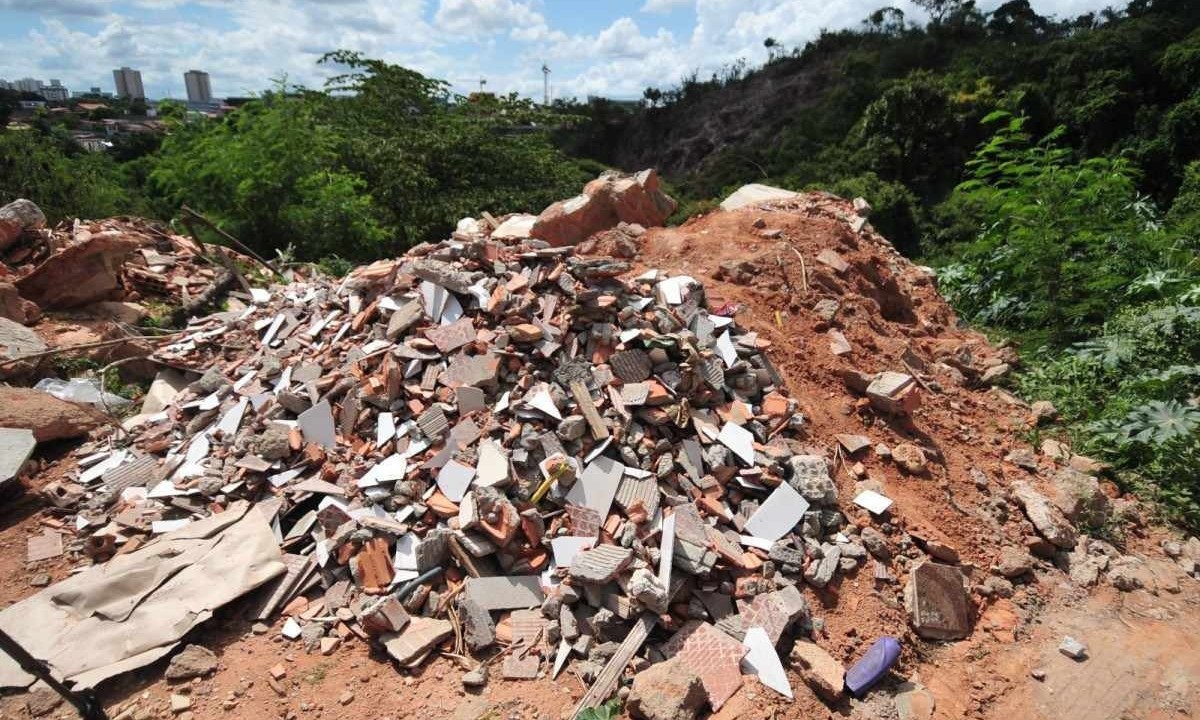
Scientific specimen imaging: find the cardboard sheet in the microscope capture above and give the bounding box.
[0,501,284,689]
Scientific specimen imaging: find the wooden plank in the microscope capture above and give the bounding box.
[571,613,656,718]
[570,381,609,441]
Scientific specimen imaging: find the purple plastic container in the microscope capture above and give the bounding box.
[844,636,901,697]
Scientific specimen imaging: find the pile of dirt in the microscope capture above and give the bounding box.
[0,180,1196,720]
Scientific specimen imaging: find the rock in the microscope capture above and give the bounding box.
[924,539,959,564]
[866,371,921,414]
[627,657,706,720]
[861,527,891,560]
[0,282,40,324]
[0,386,107,442]
[628,567,668,613]
[457,595,496,651]
[994,546,1033,578]
[805,544,841,588]
[1011,481,1077,549]
[980,363,1010,384]
[462,664,488,688]
[0,198,46,250]
[1050,468,1110,526]
[170,694,192,713]
[24,686,63,717]
[787,455,836,506]
[720,184,800,212]
[491,213,536,241]
[790,640,845,701]
[1067,545,1108,587]
[892,443,927,474]
[1030,400,1057,423]
[1107,556,1145,591]
[16,232,143,309]
[0,316,47,376]
[1005,448,1039,471]
[89,300,148,325]
[556,415,587,441]
[0,427,36,490]
[165,644,218,680]
[531,169,676,247]
[894,682,935,720]
[141,369,191,414]
[1058,636,1087,660]
[907,561,971,640]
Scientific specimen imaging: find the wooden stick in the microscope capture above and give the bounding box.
[571,613,657,717]
[0,333,181,369]
[181,205,278,275]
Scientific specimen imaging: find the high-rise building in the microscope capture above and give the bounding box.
[184,70,213,104]
[15,78,44,93]
[42,79,69,102]
[112,67,145,99]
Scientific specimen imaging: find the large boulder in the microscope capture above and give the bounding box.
[15,232,142,310]
[0,385,107,441]
[627,657,706,720]
[530,169,676,247]
[0,198,46,251]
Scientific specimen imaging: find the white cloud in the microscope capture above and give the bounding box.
[434,0,546,38]
[0,0,1126,101]
[640,0,691,13]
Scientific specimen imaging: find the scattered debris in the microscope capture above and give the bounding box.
[1058,636,1088,661]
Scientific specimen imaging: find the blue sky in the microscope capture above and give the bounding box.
[0,0,1120,101]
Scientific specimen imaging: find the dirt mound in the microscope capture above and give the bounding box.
[0,186,1195,720]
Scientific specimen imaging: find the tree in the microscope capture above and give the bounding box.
[858,72,960,191]
[913,0,964,23]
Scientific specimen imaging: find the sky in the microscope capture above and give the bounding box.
[0,0,1121,102]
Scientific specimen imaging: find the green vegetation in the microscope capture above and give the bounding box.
[1,53,594,262]
[937,115,1200,528]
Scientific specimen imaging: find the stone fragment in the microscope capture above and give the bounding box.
[381,617,453,664]
[627,656,706,720]
[894,682,935,720]
[463,575,544,611]
[0,317,47,376]
[457,595,496,651]
[789,640,845,701]
[165,645,218,680]
[892,443,927,474]
[17,232,141,309]
[570,544,633,583]
[1050,468,1110,526]
[1058,636,1087,660]
[907,561,971,640]
[0,427,36,489]
[1011,481,1077,548]
[804,544,841,589]
[0,198,46,250]
[866,372,920,414]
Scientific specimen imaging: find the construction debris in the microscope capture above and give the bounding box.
[0,179,1168,717]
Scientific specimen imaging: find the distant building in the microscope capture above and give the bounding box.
[15,78,44,94]
[183,70,213,104]
[113,67,145,99]
[42,79,69,102]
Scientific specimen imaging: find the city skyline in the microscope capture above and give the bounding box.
[0,0,1121,103]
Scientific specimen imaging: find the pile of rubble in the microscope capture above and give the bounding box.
[0,197,262,375]
[0,174,1196,720]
